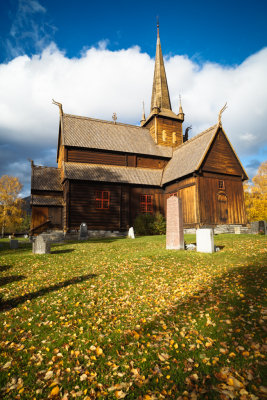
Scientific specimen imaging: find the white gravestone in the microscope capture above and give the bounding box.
[128,227,135,239]
[196,228,214,253]
[32,236,51,254]
[166,196,184,250]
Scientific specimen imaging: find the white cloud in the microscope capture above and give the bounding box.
[0,42,267,194]
[5,0,55,59]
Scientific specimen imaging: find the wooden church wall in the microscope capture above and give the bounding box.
[202,130,244,176]
[68,181,121,230]
[65,148,168,169]
[67,181,165,230]
[164,177,198,226]
[198,174,246,225]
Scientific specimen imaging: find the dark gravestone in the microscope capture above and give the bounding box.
[79,223,88,240]
[32,236,51,254]
[251,221,266,235]
[166,196,184,250]
[10,239,19,249]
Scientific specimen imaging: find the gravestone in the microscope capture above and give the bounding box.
[251,220,267,235]
[196,228,214,253]
[128,227,135,239]
[166,196,184,250]
[79,223,88,240]
[10,239,19,249]
[32,236,51,254]
[234,226,241,234]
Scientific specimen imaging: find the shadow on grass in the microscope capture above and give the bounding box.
[0,265,12,272]
[0,275,26,287]
[109,262,266,398]
[0,273,98,312]
[50,249,75,254]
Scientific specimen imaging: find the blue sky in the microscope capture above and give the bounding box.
[0,0,266,196]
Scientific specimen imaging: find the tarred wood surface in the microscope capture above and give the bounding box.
[202,130,244,176]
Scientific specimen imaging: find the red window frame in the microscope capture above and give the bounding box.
[96,191,110,209]
[140,195,153,213]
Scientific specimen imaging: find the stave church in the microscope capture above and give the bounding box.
[30,26,248,234]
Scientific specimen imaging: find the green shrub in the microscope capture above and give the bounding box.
[133,213,166,236]
[153,212,166,235]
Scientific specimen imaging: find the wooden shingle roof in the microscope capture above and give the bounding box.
[31,166,63,191]
[162,125,218,184]
[61,114,172,158]
[63,162,163,186]
[31,195,63,206]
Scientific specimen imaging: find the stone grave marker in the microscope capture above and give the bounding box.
[32,235,51,254]
[251,221,266,235]
[128,227,135,239]
[166,196,184,250]
[196,228,214,253]
[79,223,88,240]
[234,226,241,234]
[10,239,19,249]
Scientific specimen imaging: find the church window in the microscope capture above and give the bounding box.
[172,132,177,143]
[218,180,225,189]
[162,130,166,141]
[96,191,110,209]
[140,195,153,213]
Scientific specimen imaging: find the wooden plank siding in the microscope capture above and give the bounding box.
[68,182,165,230]
[146,117,183,148]
[66,148,168,169]
[165,177,197,226]
[202,130,244,176]
[198,175,247,225]
[130,187,165,225]
[31,206,62,230]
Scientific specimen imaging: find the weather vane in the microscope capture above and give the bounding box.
[112,112,117,124]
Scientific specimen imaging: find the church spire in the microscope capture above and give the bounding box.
[177,94,184,121]
[150,21,172,113]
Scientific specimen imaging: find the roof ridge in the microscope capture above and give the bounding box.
[64,113,148,129]
[33,165,59,170]
[173,124,218,153]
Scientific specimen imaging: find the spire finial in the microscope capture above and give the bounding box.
[218,102,227,126]
[177,94,184,121]
[157,16,159,38]
[140,101,146,126]
[52,99,63,116]
[112,112,117,124]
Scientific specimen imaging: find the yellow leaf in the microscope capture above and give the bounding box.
[115,390,126,399]
[50,386,59,396]
[96,346,103,356]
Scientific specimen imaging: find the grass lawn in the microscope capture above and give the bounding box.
[0,234,266,399]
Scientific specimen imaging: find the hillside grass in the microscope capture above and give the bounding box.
[0,234,266,399]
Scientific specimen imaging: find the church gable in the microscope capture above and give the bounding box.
[201,128,247,178]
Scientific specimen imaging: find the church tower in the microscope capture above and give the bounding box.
[142,24,184,148]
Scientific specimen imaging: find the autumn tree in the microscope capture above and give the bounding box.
[0,175,24,237]
[244,161,267,221]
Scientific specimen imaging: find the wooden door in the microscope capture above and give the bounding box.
[218,193,228,223]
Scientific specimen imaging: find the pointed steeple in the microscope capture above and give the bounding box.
[177,95,184,121]
[140,101,146,126]
[150,22,172,112]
